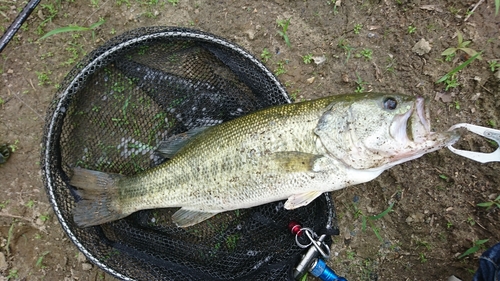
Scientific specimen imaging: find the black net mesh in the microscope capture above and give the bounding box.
[41,27,338,281]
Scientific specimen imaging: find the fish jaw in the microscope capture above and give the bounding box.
[376,96,460,169]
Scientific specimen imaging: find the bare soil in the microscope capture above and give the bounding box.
[1,0,499,280]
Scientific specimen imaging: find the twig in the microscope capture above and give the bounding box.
[464,0,485,21]
[9,90,44,120]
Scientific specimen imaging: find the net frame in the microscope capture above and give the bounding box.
[41,26,337,281]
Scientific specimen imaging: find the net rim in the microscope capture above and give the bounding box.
[41,27,328,281]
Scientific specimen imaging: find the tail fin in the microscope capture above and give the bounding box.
[70,167,128,227]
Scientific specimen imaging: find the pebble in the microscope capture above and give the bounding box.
[412,38,431,55]
[82,262,93,271]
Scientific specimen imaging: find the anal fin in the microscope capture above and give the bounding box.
[172,208,220,227]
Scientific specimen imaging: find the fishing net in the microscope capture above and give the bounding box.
[41,27,338,281]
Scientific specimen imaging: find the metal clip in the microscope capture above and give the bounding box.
[290,221,331,280]
[447,123,500,163]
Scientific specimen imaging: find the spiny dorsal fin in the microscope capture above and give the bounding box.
[156,126,210,158]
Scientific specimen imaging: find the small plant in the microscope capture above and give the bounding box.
[39,213,50,222]
[488,60,500,72]
[487,119,497,128]
[419,252,428,263]
[407,25,416,34]
[0,96,4,106]
[3,222,15,256]
[355,73,367,93]
[261,48,272,62]
[385,56,396,73]
[466,217,476,226]
[274,60,287,76]
[26,199,35,208]
[447,221,454,228]
[276,18,291,47]
[443,75,460,91]
[8,140,19,152]
[353,23,362,34]
[352,202,394,242]
[458,239,489,259]
[359,48,373,60]
[168,0,179,6]
[346,250,355,260]
[302,53,313,64]
[36,71,52,86]
[338,39,355,63]
[7,269,18,280]
[477,195,500,210]
[441,31,482,61]
[436,52,482,88]
[36,251,50,268]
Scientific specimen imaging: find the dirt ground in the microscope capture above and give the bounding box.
[0,0,499,280]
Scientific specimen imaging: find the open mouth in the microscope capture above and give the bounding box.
[390,97,431,144]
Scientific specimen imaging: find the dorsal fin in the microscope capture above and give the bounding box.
[156,126,210,158]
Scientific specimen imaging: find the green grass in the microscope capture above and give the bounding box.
[276,18,291,47]
[40,19,105,40]
[352,202,394,242]
[354,73,367,93]
[436,52,482,88]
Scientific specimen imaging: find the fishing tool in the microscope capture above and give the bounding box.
[448,123,500,163]
[289,221,347,281]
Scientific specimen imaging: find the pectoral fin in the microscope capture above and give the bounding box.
[172,208,219,227]
[157,126,210,158]
[284,191,324,210]
[269,152,335,173]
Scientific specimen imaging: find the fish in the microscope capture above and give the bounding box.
[70,93,460,228]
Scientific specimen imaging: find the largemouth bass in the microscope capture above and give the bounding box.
[70,93,459,227]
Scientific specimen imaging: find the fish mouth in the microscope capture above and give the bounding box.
[390,97,452,145]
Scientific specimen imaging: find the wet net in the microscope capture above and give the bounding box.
[41,27,338,281]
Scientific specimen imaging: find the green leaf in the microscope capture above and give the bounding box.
[89,19,106,29]
[40,26,90,40]
[496,0,499,15]
[460,48,482,60]
[368,203,394,220]
[457,31,463,45]
[460,40,471,48]
[458,239,489,259]
[477,202,493,207]
[441,48,457,56]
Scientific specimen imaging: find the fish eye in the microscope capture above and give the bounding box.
[383,97,397,110]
